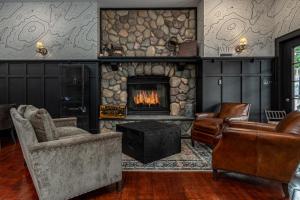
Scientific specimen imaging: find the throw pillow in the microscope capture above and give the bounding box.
[24,106,58,142]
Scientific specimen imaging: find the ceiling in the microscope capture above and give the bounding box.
[98,0,200,8]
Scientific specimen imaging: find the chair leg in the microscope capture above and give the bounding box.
[282,183,289,198]
[213,169,218,180]
[10,129,16,144]
[116,180,122,192]
[191,139,195,147]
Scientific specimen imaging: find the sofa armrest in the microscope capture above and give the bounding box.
[29,132,121,152]
[53,117,77,127]
[227,121,276,132]
[195,112,216,119]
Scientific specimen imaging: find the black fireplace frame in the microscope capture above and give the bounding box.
[127,76,170,115]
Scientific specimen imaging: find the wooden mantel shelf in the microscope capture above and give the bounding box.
[98,56,201,63]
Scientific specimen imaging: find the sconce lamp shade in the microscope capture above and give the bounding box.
[36,41,44,49]
[240,37,248,46]
[36,41,48,56]
[235,37,248,53]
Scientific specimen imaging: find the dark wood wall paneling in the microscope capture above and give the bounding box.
[197,58,274,122]
[0,57,274,132]
[0,61,99,133]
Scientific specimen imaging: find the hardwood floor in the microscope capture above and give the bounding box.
[0,140,289,200]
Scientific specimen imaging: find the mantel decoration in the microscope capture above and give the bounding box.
[100,105,127,119]
[165,36,179,56]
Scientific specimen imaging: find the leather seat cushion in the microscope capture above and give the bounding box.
[193,118,224,135]
[218,103,250,119]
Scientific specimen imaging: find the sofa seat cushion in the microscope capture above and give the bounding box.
[193,118,224,136]
[56,126,90,138]
[24,106,58,142]
[59,133,91,140]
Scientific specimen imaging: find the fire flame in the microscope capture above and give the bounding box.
[134,90,160,106]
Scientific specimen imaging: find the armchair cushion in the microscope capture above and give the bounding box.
[195,112,216,119]
[193,118,223,135]
[217,103,250,119]
[227,121,277,132]
[24,106,58,142]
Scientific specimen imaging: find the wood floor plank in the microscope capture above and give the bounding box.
[0,143,288,200]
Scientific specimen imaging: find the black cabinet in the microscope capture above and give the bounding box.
[60,64,90,130]
[0,61,99,133]
[197,58,273,122]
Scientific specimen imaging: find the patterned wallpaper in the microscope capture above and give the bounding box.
[203,0,300,57]
[273,0,300,38]
[0,1,98,59]
[0,0,299,59]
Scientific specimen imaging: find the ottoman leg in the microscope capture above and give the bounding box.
[282,183,289,198]
[116,180,122,192]
[213,169,218,180]
[191,139,195,147]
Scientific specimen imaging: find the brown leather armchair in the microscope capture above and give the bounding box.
[191,103,251,146]
[212,111,300,198]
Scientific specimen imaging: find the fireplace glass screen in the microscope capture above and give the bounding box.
[127,76,170,115]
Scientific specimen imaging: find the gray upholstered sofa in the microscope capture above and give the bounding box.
[10,105,122,200]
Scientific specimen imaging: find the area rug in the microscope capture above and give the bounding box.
[122,139,212,171]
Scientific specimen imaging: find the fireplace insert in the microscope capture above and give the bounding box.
[127,76,170,115]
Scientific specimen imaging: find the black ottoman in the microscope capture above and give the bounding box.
[116,121,181,164]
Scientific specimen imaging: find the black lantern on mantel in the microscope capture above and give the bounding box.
[166,36,178,56]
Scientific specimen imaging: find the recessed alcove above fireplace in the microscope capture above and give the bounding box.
[127,76,170,115]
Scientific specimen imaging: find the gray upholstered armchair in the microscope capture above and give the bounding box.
[10,106,122,200]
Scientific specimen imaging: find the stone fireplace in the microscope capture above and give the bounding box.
[101,63,195,115]
[100,63,196,134]
[100,8,196,134]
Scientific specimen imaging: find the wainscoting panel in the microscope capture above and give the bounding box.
[0,61,99,133]
[197,57,274,122]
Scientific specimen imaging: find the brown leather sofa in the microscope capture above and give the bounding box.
[212,111,300,198]
[191,103,251,146]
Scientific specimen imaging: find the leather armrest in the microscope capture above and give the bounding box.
[224,115,249,122]
[227,121,276,132]
[195,112,216,119]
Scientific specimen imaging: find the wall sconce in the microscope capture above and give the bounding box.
[36,41,48,56]
[235,37,248,53]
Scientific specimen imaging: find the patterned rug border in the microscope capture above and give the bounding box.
[122,139,212,172]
